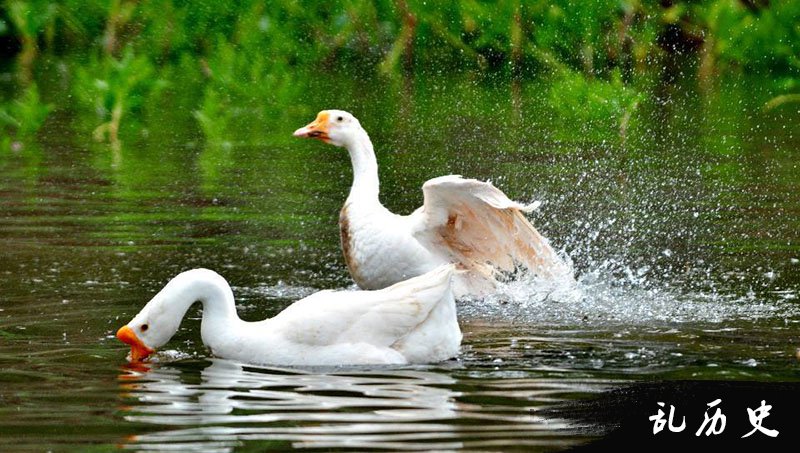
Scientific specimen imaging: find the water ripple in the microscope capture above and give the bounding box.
[119,359,599,451]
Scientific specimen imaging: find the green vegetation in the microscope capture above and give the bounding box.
[4,0,57,82]
[0,82,51,150]
[0,0,797,148]
[73,47,166,149]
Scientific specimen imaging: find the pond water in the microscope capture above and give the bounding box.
[1,70,799,451]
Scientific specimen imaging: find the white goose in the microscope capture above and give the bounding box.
[293,110,573,297]
[116,265,460,366]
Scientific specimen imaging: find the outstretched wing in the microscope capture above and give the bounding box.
[272,265,456,348]
[411,175,572,284]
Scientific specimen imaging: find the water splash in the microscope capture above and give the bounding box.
[458,260,798,326]
[236,281,321,302]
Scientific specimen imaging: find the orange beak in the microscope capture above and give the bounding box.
[116,325,154,361]
[293,111,330,142]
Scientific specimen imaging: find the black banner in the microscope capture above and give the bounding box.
[542,380,798,450]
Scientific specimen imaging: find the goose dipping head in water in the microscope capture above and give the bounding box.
[293,110,574,297]
[116,265,461,366]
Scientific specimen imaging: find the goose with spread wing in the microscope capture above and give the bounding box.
[293,110,573,297]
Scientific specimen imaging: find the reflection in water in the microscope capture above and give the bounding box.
[118,359,589,451]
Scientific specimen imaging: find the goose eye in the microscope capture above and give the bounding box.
[337,116,343,122]
[141,324,149,332]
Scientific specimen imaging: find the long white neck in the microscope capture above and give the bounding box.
[141,269,243,348]
[344,128,380,205]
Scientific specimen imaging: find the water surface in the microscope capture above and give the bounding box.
[1,72,799,451]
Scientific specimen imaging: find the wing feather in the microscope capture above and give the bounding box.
[413,175,572,288]
[272,265,456,348]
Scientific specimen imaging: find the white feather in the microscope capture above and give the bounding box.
[120,265,460,366]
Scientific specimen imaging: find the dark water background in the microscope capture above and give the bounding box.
[1,70,798,451]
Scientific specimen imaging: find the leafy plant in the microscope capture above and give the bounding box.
[0,83,53,139]
[192,36,302,145]
[547,69,643,143]
[5,0,57,81]
[193,87,232,148]
[73,47,166,148]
